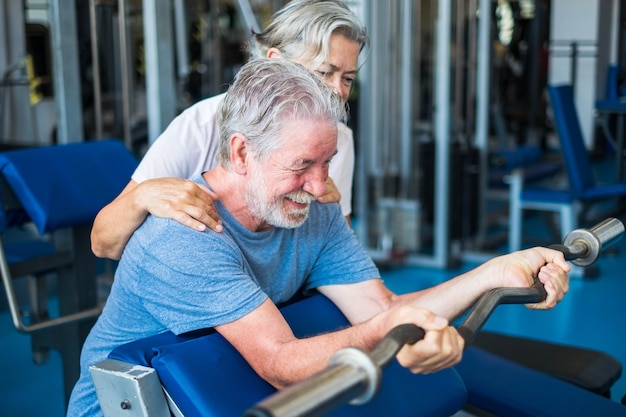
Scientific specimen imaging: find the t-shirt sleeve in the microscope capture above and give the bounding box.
[132,96,223,182]
[304,204,379,290]
[133,220,268,335]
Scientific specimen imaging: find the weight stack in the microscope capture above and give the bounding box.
[420,141,480,241]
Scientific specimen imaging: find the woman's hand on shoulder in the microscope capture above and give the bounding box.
[137,177,223,232]
[317,177,342,205]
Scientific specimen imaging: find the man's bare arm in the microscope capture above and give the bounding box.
[215,298,461,389]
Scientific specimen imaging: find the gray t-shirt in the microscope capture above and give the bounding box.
[66,175,379,417]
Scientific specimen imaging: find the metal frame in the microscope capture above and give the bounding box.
[461,0,493,263]
[143,0,177,145]
[0,216,100,402]
[506,168,583,276]
[91,359,178,417]
[49,0,83,143]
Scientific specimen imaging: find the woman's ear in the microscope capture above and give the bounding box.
[266,47,282,59]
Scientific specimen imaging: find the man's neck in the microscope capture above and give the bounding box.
[202,168,271,232]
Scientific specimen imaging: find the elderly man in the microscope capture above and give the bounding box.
[91,0,369,259]
[67,58,569,417]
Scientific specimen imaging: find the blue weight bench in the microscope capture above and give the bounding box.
[92,292,626,417]
[92,294,468,417]
[509,85,626,268]
[457,346,626,417]
[486,145,563,252]
[472,330,622,398]
[0,139,137,403]
[487,145,564,195]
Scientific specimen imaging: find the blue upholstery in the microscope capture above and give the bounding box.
[110,294,468,417]
[3,240,56,263]
[596,98,626,112]
[595,65,626,161]
[0,139,137,234]
[0,139,138,401]
[108,295,626,417]
[549,84,626,200]
[456,346,626,417]
[488,145,562,190]
[520,187,572,202]
[509,85,626,257]
[550,85,621,196]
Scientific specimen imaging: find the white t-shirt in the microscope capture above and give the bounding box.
[133,93,354,216]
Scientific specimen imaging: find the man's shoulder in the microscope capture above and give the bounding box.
[139,213,224,245]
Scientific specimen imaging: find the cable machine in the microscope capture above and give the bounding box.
[356,0,489,268]
[356,0,560,268]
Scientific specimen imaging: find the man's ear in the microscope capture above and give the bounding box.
[230,133,249,174]
[266,47,282,59]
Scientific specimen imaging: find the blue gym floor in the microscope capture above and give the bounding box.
[2,186,626,415]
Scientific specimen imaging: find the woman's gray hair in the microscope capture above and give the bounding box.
[216,58,347,168]
[247,0,369,70]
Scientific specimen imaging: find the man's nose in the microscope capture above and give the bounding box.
[303,168,328,198]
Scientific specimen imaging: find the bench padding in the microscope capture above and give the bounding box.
[0,139,137,234]
[110,294,468,417]
[456,346,626,416]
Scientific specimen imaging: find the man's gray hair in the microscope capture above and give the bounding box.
[216,58,347,168]
[247,0,368,70]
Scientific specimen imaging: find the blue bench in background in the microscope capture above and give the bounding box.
[0,139,137,403]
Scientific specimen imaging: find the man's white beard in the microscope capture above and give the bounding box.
[244,167,316,229]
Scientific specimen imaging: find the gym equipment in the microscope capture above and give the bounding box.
[486,144,563,250]
[457,345,625,417]
[245,218,625,417]
[91,219,626,417]
[91,295,467,417]
[471,219,624,398]
[0,139,137,403]
[595,64,626,181]
[471,329,622,397]
[509,84,626,268]
[244,281,546,417]
[91,218,625,417]
[96,295,467,417]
